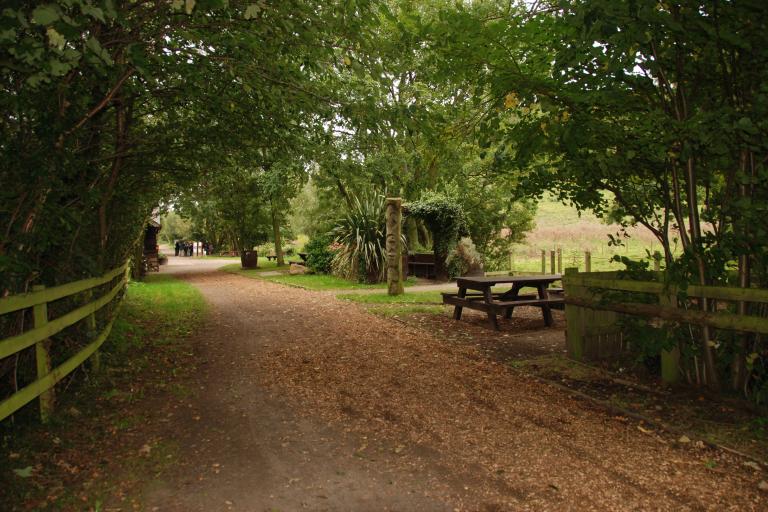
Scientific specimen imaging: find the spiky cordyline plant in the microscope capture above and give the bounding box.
[331,192,389,283]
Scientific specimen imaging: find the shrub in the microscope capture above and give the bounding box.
[446,237,484,278]
[332,193,388,283]
[304,233,337,274]
[406,192,469,280]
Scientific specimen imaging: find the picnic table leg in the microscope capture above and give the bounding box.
[503,283,522,319]
[483,287,499,330]
[538,284,554,326]
[453,286,466,320]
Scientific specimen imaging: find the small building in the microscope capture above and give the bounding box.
[143,218,161,272]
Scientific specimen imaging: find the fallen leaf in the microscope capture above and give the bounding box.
[138,444,152,456]
[759,481,768,491]
[677,435,691,444]
[744,461,763,471]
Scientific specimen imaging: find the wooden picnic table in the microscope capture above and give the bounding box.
[442,274,563,330]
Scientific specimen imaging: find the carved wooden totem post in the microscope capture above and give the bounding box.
[385,197,404,295]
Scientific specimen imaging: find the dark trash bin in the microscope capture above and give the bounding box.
[241,250,258,269]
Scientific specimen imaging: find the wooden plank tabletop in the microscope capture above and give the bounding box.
[455,274,562,287]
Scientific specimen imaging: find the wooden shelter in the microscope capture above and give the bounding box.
[143,218,161,272]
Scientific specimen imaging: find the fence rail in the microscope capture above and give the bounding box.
[562,269,768,383]
[0,262,129,423]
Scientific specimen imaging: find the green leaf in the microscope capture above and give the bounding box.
[31,5,59,25]
[46,27,65,50]
[86,36,113,65]
[244,3,261,20]
[13,466,33,478]
[81,5,105,23]
[49,58,71,76]
[0,28,16,43]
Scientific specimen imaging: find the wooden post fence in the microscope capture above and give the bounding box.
[585,251,592,272]
[32,285,54,422]
[0,262,129,423]
[550,250,556,274]
[563,269,768,384]
[541,250,546,274]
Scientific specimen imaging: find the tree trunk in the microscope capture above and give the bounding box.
[434,242,449,282]
[131,238,144,281]
[405,217,418,251]
[270,198,284,266]
[732,149,755,391]
[386,198,404,295]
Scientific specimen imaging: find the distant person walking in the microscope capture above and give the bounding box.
[174,241,180,256]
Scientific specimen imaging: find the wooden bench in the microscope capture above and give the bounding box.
[444,275,564,330]
[408,261,436,279]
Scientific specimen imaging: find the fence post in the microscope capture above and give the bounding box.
[85,289,100,372]
[32,285,55,422]
[563,268,584,361]
[659,288,680,384]
[509,249,514,275]
[557,248,562,274]
[550,250,556,274]
[585,251,591,272]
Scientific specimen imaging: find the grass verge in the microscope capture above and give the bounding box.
[0,274,205,511]
[337,291,448,318]
[365,304,447,317]
[221,263,418,290]
[337,291,443,304]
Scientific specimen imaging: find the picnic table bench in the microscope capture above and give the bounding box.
[442,274,564,330]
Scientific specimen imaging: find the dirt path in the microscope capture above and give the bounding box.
[137,260,766,511]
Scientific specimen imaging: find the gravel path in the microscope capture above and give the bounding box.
[142,259,767,511]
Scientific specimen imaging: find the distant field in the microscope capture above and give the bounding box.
[509,195,665,273]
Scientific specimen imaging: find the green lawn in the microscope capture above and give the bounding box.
[220,263,418,290]
[337,290,443,304]
[364,304,447,317]
[337,290,448,318]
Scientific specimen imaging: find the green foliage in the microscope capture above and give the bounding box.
[446,237,483,279]
[304,233,337,274]
[176,166,273,254]
[406,191,469,279]
[331,193,389,283]
[159,212,192,244]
